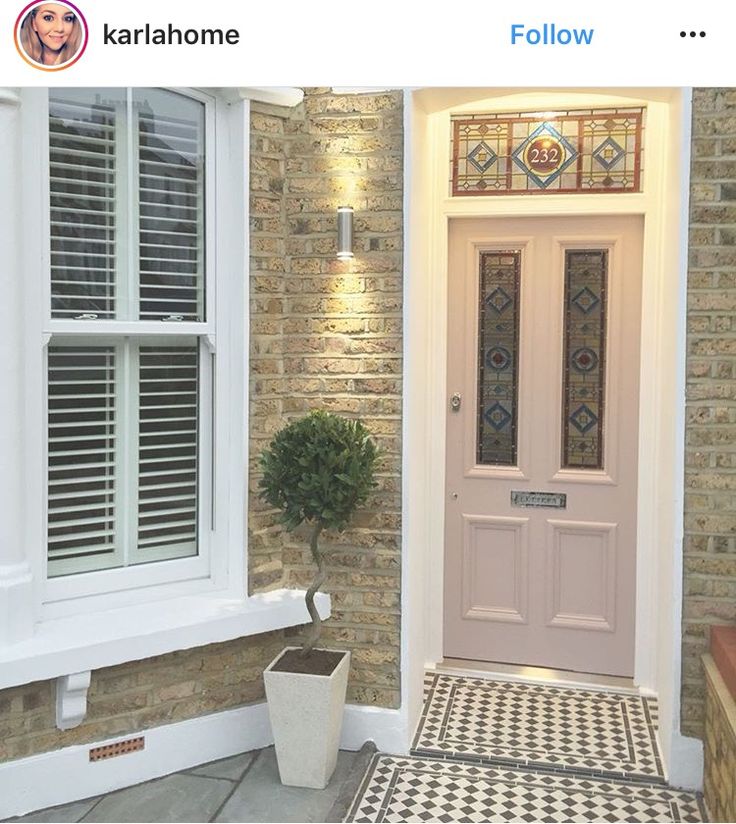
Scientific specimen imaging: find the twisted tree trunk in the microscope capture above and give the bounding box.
[301,521,326,657]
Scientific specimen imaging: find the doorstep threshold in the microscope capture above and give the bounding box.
[433,657,640,695]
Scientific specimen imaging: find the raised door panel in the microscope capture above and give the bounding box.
[546,519,617,632]
[462,515,529,625]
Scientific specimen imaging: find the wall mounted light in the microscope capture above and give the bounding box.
[336,206,354,260]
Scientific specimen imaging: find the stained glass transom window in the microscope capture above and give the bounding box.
[451,109,643,196]
[562,250,608,469]
[477,251,521,466]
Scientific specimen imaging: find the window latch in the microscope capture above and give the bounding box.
[162,314,184,322]
[74,313,98,320]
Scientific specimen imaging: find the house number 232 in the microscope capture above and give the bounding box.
[524,137,564,173]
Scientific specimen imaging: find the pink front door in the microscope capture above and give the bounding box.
[444,215,643,677]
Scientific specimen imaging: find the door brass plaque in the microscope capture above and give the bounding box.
[511,491,567,509]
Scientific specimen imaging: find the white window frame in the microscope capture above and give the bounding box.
[0,85,326,702]
[22,87,246,620]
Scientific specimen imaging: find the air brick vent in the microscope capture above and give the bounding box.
[89,736,145,761]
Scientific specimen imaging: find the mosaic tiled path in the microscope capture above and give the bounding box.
[346,756,706,823]
[411,673,665,783]
[345,674,706,823]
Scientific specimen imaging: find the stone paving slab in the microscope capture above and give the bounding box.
[7,797,101,824]
[4,746,371,824]
[215,747,358,823]
[186,752,257,782]
[83,774,234,823]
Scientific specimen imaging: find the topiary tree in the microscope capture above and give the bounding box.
[259,410,378,657]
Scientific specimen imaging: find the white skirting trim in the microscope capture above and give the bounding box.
[342,704,407,754]
[0,700,407,819]
[667,732,704,791]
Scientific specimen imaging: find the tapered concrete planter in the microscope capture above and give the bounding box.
[263,647,350,789]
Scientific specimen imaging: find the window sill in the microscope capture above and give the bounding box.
[0,589,330,690]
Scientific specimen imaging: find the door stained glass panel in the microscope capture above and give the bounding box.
[562,249,608,469]
[451,108,644,196]
[477,251,521,466]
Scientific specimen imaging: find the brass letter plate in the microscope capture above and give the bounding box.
[511,491,567,509]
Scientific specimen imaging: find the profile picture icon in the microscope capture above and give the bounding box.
[15,1,87,70]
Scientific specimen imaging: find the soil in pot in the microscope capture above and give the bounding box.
[272,649,345,676]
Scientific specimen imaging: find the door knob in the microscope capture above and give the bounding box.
[450,393,462,412]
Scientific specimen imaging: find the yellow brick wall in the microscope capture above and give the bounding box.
[0,632,284,762]
[248,100,295,593]
[248,89,404,708]
[703,655,736,821]
[682,88,736,737]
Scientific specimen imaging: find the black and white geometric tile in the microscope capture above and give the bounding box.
[346,755,706,823]
[411,673,665,783]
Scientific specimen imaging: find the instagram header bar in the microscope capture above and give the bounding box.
[1,0,730,85]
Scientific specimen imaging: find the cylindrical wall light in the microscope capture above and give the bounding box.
[337,206,354,260]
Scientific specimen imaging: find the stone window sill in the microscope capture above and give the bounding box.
[0,588,329,691]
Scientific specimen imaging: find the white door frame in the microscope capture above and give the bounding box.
[401,87,702,787]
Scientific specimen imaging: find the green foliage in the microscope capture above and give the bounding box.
[259,410,378,532]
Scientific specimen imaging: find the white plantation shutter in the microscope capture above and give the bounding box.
[137,90,205,321]
[47,347,119,576]
[47,89,206,323]
[136,346,199,557]
[49,93,118,319]
[47,341,201,574]
[45,88,211,580]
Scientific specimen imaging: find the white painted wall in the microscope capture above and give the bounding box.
[651,90,704,791]
[400,90,432,746]
[0,89,34,646]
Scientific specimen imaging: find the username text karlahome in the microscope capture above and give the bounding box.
[103,23,241,45]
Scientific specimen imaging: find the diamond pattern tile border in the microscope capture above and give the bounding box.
[411,673,665,783]
[346,755,705,823]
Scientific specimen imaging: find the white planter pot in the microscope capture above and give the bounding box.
[263,646,351,789]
